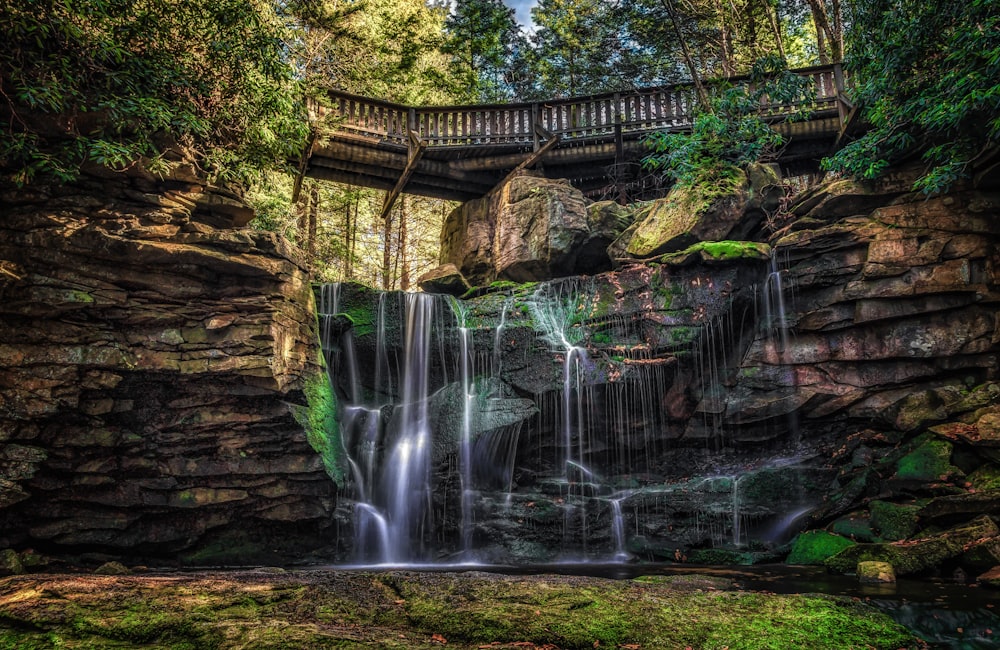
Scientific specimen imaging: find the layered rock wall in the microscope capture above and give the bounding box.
[0,168,338,563]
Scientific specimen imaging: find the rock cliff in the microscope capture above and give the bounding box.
[0,167,339,565]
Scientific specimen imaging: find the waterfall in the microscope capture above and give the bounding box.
[316,273,824,565]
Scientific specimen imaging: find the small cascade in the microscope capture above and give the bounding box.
[731,474,743,548]
[763,249,799,437]
[608,495,630,561]
[449,297,476,559]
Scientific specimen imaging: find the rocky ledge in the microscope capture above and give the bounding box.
[0,569,921,649]
[0,167,339,564]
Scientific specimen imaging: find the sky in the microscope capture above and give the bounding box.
[503,0,538,30]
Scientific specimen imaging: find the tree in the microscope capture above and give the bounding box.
[443,0,524,103]
[0,0,306,185]
[643,56,815,187]
[529,0,625,97]
[824,0,1000,193]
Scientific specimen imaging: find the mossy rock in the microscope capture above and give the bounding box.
[969,464,1000,491]
[0,549,24,576]
[786,531,856,565]
[857,561,896,584]
[830,512,880,543]
[94,561,131,576]
[825,515,999,575]
[658,240,772,266]
[869,501,919,541]
[895,435,959,482]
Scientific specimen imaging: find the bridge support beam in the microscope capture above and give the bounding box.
[379,130,427,224]
[492,126,561,194]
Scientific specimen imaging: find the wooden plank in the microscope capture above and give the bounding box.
[378,131,428,224]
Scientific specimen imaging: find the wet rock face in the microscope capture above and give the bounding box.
[0,171,337,562]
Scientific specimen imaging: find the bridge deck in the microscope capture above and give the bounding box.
[306,64,849,202]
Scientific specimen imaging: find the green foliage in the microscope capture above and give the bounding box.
[443,0,525,103]
[0,0,307,185]
[824,0,1000,193]
[643,56,815,187]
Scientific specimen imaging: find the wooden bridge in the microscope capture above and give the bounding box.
[303,64,851,204]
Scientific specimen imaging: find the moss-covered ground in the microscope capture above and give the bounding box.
[0,570,922,649]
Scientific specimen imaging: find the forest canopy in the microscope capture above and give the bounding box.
[2,0,997,288]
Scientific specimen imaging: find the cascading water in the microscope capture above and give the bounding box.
[317,272,825,565]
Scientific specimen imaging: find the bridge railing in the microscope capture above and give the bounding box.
[323,64,844,149]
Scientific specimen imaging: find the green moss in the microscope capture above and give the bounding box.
[786,531,856,565]
[830,512,880,542]
[868,501,919,541]
[825,515,997,575]
[0,571,921,650]
[660,240,772,265]
[895,435,957,481]
[291,354,345,485]
[969,463,1000,490]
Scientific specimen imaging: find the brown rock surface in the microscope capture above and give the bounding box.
[0,171,338,562]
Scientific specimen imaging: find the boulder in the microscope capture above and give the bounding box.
[786,530,856,565]
[857,560,896,584]
[493,175,590,281]
[418,264,471,296]
[439,175,601,284]
[94,561,132,575]
[0,549,24,576]
[610,163,780,261]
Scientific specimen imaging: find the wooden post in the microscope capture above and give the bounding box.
[833,63,849,128]
[614,92,625,204]
[378,130,427,225]
[531,103,540,151]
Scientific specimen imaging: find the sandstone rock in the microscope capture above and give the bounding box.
[0,172,338,561]
[493,175,590,281]
[977,565,1000,587]
[857,560,896,583]
[918,490,1000,523]
[439,193,493,285]
[418,264,471,296]
[94,561,132,575]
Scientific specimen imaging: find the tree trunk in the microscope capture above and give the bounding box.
[806,0,833,64]
[399,195,410,291]
[382,198,393,290]
[767,0,787,60]
[829,0,844,61]
[660,0,711,111]
[307,184,319,270]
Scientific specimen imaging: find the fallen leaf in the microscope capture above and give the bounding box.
[431,632,448,644]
